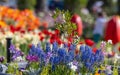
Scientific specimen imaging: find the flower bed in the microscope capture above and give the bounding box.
[0,7,119,75]
[0,6,40,30]
[0,40,119,75]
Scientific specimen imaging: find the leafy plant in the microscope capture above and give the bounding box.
[53,9,77,37]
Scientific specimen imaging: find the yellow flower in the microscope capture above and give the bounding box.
[0,21,7,27]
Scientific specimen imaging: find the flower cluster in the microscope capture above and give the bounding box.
[25,41,105,74]
[0,6,40,30]
[9,44,23,61]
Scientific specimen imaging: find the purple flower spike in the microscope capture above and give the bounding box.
[0,56,5,62]
[26,55,39,62]
[9,44,16,53]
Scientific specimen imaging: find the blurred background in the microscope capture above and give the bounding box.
[0,0,120,41]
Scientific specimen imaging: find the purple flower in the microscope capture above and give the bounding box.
[0,56,4,62]
[9,44,16,53]
[44,52,53,65]
[26,55,39,62]
[9,44,24,60]
[12,50,23,60]
[72,61,78,66]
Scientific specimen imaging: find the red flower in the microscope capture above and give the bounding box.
[92,47,97,53]
[85,39,95,46]
[15,27,21,31]
[118,46,120,52]
[38,32,42,36]
[71,14,83,36]
[79,41,84,44]
[27,28,32,32]
[67,37,73,43]
[10,25,15,33]
[50,39,55,44]
[68,42,71,47]
[40,36,44,41]
[20,30,25,34]
[75,49,79,55]
[42,30,50,35]
[56,38,62,45]
[54,29,60,36]
[28,44,32,48]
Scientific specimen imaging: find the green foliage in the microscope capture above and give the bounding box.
[53,9,77,37]
[41,65,75,75]
[17,0,36,10]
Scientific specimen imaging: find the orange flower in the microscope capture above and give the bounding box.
[0,6,41,30]
[95,73,100,75]
[0,21,7,27]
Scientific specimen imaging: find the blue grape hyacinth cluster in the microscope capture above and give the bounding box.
[13,41,104,73]
[80,45,104,71]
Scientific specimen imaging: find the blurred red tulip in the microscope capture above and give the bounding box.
[55,29,60,35]
[92,47,97,53]
[119,46,120,52]
[105,16,120,45]
[10,25,15,33]
[79,41,84,44]
[71,14,83,36]
[42,30,50,35]
[57,38,62,45]
[20,30,25,34]
[15,27,21,31]
[67,37,73,43]
[40,36,44,41]
[85,39,95,46]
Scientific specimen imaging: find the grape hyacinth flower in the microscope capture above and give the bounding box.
[9,44,24,61]
[52,42,58,54]
[45,42,51,52]
[79,45,104,72]
[26,55,39,62]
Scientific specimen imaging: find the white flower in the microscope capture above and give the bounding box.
[114,54,120,63]
[100,41,106,48]
[68,62,77,71]
[108,40,112,44]
[15,56,23,62]
[0,64,8,73]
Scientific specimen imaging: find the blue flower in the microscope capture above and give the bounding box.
[85,62,92,70]
[68,50,74,59]
[45,42,51,52]
[29,44,36,55]
[52,42,58,53]
[64,55,73,63]
[63,43,68,48]
[69,44,76,51]
[75,55,80,61]
[80,45,85,53]
[58,48,67,57]
[52,56,60,65]
[94,49,104,62]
